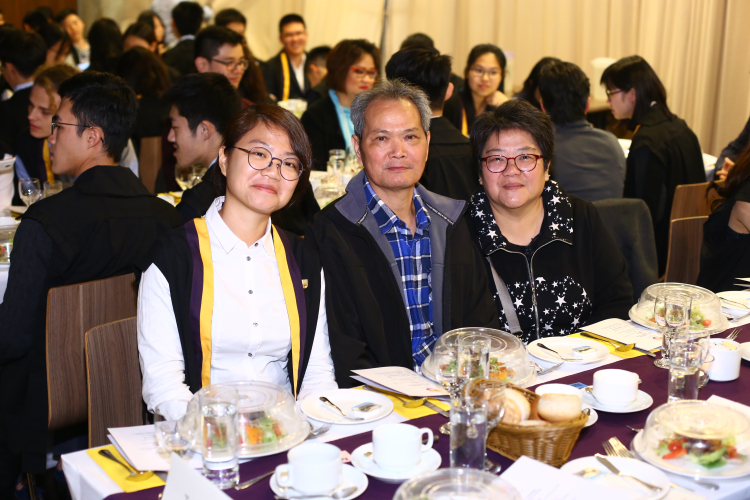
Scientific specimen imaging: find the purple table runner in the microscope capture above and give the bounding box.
[107,325,750,500]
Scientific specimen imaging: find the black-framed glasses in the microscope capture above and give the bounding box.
[482,154,543,173]
[230,146,303,181]
[210,58,250,71]
[51,121,94,134]
[605,89,624,98]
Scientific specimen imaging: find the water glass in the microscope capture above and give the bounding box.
[654,293,692,369]
[457,334,491,382]
[18,178,42,207]
[449,397,488,469]
[699,353,715,388]
[175,164,206,191]
[668,340,704,402]
[43,180,63,198]
[464,379,506,473]
[198,386,239,489]
[154,402,196,457]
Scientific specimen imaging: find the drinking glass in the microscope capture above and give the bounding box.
[465,379,506,473]
[433,344,460,435]
[198,386,239,489]
[699,353,715,388]
[154,402,196,458]
[457,334,491,382]
[175,164,207,191]
[43,180,63,198]
[654,293,691,369]
[449,397,488,470]
[18,178,42,206]
[668,339,705,402]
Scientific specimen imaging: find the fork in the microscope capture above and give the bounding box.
[536,361,564,375]
[305,422,332,440]
[726,328,742,341]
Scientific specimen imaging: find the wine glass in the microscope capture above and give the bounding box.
[433,344,460,435]
[155,402,196,457]
[18,178,42,207]
[174,164,207,191]
[465,379,506,473]
[457,333,491,382]
[655,293,692,369]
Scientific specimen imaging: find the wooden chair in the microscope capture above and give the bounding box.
[670,182,721,220]
[663,216,708,285]
[85,317,144,447]
[139,136,162,194]
[47,274,137,433]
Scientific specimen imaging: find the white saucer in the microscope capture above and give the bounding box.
[350,443,441,483]
[300,389,394,425]
[270,464,367,500]
[718,291,750,317]
[527,337,609,364]
[741,342,750,362]
[581,387,653,413]
[561,455,669,499]
[582,407,598,427]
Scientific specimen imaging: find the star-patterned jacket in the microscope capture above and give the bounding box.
[466,180,633,344]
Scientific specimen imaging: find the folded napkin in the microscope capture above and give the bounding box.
[86,445,165,493]
[354,386,449,419]
[568,332,645,359]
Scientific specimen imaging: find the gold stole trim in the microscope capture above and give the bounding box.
[280,52,291,101]
[272,225,301,398]
[43,139,55,183]
[461,107,468,137]
[194,218,215,388]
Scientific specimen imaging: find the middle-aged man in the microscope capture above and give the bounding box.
[162,1,203,78]
[0,72,183,497]
[262,14,309,102]
[194,25,246,89]
[307,79,499,387]
[537,61,625,202]
[386,46,478,202]
[0,29,46,153]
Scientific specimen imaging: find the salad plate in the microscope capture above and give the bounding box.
[561,455,669,499]
[527,337,609,364]
[631,283,728,334]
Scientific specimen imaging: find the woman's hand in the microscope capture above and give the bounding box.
[716,157,735,181]
[486,90,509,107]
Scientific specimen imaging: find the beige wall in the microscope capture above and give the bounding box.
[80,0,750,155]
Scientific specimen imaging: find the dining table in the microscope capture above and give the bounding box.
[62,321,750,500]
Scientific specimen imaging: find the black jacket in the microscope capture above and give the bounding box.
[0,86,32,154]
[300,94,346,171]
[306,171,499,387]
[423,117,478,201]
[466,181,633,344]
[0,166,182,474]
[624,106,705,274]
[162,39,196,79]
[262,51,309,101]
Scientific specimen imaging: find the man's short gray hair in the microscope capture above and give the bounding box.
[350,78,432,139]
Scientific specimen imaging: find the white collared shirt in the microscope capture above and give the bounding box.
[13,81,34,93]
[138,197,337,418]
[291,53,306,93]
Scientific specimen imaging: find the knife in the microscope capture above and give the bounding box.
[595,454,662,492]
[580,331,657,358]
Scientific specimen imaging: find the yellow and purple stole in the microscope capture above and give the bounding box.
[280,52,291,101]
[184,218,308,397]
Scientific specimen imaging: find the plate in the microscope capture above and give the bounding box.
[582,408,599,427]
[527,337,609,364]
[581,388,653,413]
[717,291,750,317]
[270,464,367,499]
[561,455,669,499]
[741,342,750,362]
[350,443,441,483]
[300,389,394,425]
[632,430,750,479]
[629,305,730,333]
[6,205,26,215]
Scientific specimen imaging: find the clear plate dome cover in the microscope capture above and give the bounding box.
[393,468,521,500]
[635,283,726,334]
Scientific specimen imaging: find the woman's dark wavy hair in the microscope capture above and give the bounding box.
[240,46,268,104]
[216,104,313,206]
[515,56,561,108]
[137,10,165,44]
[709,140,750,211]
[600,55,673,124]
[87,18,123,74]
[464,43,507,93]
[124,21,157,48]
[115,47,172,96]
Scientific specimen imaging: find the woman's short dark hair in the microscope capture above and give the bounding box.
[325,39,380,93]
[710,140,750,209]
[538,61,590,124]
[137,10,164,42]
[515,56,561,108]
[124,21,156,47]
[470,99,555,173]
[115,47,172,96]
[464,44,507,92]
[601,55,672,123]
[57,71,138,163]
[215,8,246,28]
[87,18,123,73]
[218,104,313,205]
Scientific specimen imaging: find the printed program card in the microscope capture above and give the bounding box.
[351,366,448,397]
[162,453,231,500]
[582,318,662,351]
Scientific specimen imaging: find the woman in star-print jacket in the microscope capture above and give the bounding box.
[465,99,633,344]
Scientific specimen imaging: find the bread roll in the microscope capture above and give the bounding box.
[501,388,531,424]
[537,393,581,423]
[515,420,551,427]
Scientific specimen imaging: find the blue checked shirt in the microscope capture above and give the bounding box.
[364,178,435,367]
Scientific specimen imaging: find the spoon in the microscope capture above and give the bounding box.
[574,467,603,479]
[274,486,357,499]
[319,397,364,421]
[363,385,425,409]
[98,449,155,482]
[584,386,607,405]
[579,332,635,353]
[537,343,577,361]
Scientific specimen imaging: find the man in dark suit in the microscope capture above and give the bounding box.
[162,1,203,78]
[385,46,478,201]
[0,29,46,154]
[0,72,183,498]
[262,14,309,102]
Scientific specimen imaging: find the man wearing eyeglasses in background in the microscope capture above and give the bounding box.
[0,72,182,497]
[262,14,309,102]
[194,25,247,89]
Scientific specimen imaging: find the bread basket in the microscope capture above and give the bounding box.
[486,385,588,467]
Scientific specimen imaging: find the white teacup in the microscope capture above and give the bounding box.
[592,369,640,407]
[372,423,433,472]
[708,338,741,382]
[275,442,342,495]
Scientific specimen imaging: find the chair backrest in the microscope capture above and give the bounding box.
[592,198,659,302]
[85,317,143,447]
[663,216,708,285]
[670,182,715,220]
[47,273,137,431]
[139,136,162,194]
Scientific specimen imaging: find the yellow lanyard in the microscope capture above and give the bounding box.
[43,139,55,183]
[280,52,291,101]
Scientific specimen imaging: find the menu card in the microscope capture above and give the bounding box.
[581,318,662,351]
[162,453,230,500]
[108,425,202,472]
[351,366,448,397]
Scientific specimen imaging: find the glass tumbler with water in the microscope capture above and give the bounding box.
[449,397,488,469]
[668,339,705,402]
[199,386,239,489]
[457,334,491,382]
[654,293,691,369]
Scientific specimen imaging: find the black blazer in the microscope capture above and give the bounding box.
[262,51,309,101]
[423,117,478,201]
[162,39,196,79]
[300,94,346,171]
[0,86,32,154]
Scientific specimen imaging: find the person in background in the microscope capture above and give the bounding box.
[514,56,561,110]
[23,8,52,33]
[37,21,72,66]
[137,10,166,53]
[714,114,750,181]
[162,1,203,78]
[444,44,508,135]
[304,45,330,104]
[123,21,159,53]
[86,18,123,74]
[399,32,464,95]
[194,25,246,89]
[238,47,267,106]
[307,79,499,387]
[0,71,183,500]
[214,8,246,36]
[55,8,89,67]
[602,55,705,274]
[0,9,5,26]
[150,0,213,47]
[0,29,46,154]
[465,99,632,342]
[537,61,625,202]
[698,141,750,292]
[262,14,309,102]
[13,64,79,205]
[385,46,478,201]
[300,39,380,170]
